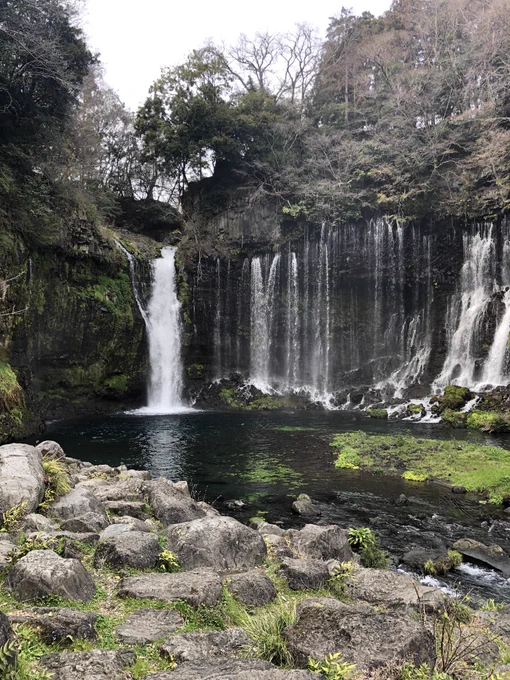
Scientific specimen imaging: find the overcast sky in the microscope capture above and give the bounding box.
[83,0,392,110]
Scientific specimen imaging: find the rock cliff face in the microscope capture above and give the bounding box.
[180,190,510,406]
[0,225,150,443]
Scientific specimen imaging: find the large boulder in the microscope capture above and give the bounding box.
[286,525,353,562]
[94,532,161,570]
[291,495,321,518]
[165,516,266,571]
[144,478,206,526]
[115,608,184,644]
[40,649,136,680]
[160,629,252,664]
[51,488,107,522]
[347,567,445,611]
[76,477,144,503]
[143,660,315,680]
[5,550,96,603]
[453,539,510,577]
[0,443,45,516]
[224,570,277,606]
[118,570,222,607]
[278,558,330,591]
[104,500,148,519]
[21,513,59,533]
[284,597,436,671]
[9,608,97,643]
[111,516,151,532]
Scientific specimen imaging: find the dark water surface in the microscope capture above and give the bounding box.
[45,409,510,601]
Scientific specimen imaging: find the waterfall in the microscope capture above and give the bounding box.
[480,289,510,387]
[143,248,187,414]
[435,227,497,388]
[250,254,280,391]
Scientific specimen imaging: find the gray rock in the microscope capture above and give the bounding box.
[124,469,151,480]
[118,570,222,607]
[77,477,144,502]
[347,567,445,611]
[278,558,330,590]
[286,524,353,562]
[61,512,109,533]
[21,513,59,533]
[196,501,221,517]
[402,548,453,574]
[145,478,206,526]
[94,531,160,570]
[5,550,96,603]
[160,628,252,664]
[284,597,436,670]
[262,534,293,559]
[51,488,107,522]
[395,494,409,506]
[174,481,191,497]
[225,569,277,606]
[100,524,135,540]
[453,539,510,577]
[0,443,45,516]
[0,534,16,570]
[258,523,286,537]
[165,516,266,571]
[104,500,148,519]
[115,608,184,644]
[112,516,151,532]
[40,649,136,680]
[36,441,65,459]
[142,660,314,680]
[291,495,321,517]
[9,608,97,643]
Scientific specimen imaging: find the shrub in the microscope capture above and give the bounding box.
[0,502,28,533]
[157,550,181,573]
[308,652,356,679]
[329,562,355,596]
[424,551,462,577]
[39,455,71,511]
[466,411,510,433]
[348,528,389,569]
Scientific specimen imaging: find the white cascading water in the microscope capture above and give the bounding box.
[249,254,280,391]
[142,247,188,414]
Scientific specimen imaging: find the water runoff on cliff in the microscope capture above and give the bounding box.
[210,219,510,407]
[117,243,190,414]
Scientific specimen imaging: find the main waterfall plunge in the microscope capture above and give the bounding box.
[203,219,510,406]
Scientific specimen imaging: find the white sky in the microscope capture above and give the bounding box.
[83,0,392,110]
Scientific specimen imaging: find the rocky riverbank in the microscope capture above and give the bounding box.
[1,441,510,680]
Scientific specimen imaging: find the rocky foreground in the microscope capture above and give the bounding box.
[1,442,510,680]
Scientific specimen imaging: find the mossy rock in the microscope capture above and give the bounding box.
[466,410,510,433]
[441,408,468,428]
[434,385,474,414]
[424,550,462,576]
[367,408,388,419]
[406,403,425,417]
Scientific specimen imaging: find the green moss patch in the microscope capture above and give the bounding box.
[331,431,510,503]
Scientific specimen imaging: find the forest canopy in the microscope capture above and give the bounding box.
[1,0,510,242]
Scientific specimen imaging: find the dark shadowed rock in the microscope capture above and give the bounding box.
[0,611,14,669]
[21,513,59,533]
[291,494,321,517]
[118,570,222,607]
[94,531,160,570]
[0,443,45,516]
[224,569,277,606]
[145,478,206,526]
[9,608,97,643]
[160,628,252,664]
[51,488,107,522]
[36,441,65,459]
[104,500,148,519]
[115,608,184,644]
[165,516,266,571]
[0,534,16,570]
[5,550,96,603]
[453,539,510,577]
[61,512,109,533]
[142,660,315,679]
[452,485,467,494]
[285,598,436,671]
[41,649,136,680]
[286,525,353,562]
[347,567,445,611]
[278,558,330,590]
